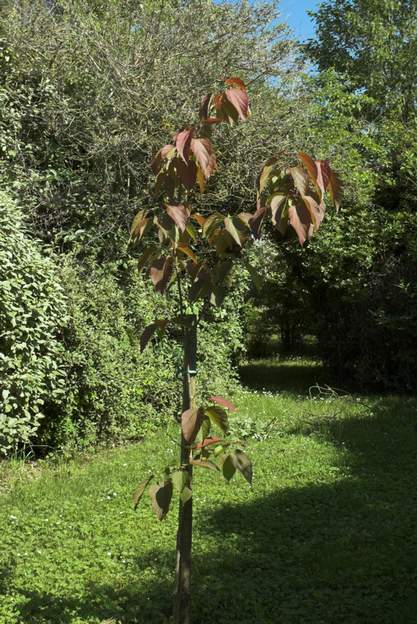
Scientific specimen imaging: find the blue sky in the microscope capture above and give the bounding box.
[278,0,319,41]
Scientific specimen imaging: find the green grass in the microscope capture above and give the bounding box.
[1,358,417,623]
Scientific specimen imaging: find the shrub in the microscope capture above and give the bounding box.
[0,191,68,455]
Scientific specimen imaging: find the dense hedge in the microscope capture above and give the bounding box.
[0,191,68,455]
[0,193,244,455]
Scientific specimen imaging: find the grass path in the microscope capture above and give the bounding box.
[1,359,417,623]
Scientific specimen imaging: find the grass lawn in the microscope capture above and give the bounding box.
[1,357,417,623]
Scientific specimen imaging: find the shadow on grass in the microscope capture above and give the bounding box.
[6,397,417,624]
[239,357,330,396]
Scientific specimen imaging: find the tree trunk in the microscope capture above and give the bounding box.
[173,315,197,624]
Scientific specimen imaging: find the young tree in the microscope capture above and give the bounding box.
[131,78,340,624]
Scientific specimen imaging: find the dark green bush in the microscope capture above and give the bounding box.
[0,191,68,455]
[305,212,417,391]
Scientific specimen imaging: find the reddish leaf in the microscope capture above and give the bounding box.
[209,395,237,412]
[225,77,246,90]
[193,436,221,450]
[149,257,173,294]
[189,459,219,471]
[301,195,325,230]
[270,194,287,231]
[329,169,342,210]
[166,204,190,233]
[177,244,198,264]
[191,138,217,178]
[225,88,250,120]
[174,128,194,163]
[298,152,318,183]
[181,407,204,444]
[192,213,206,227]
[289,166,309,196]
[176,158,197,190]
[151,144,175,174]
[288,201,314,245]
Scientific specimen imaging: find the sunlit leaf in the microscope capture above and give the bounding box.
[181,407,204,444]
[172,470,189,492]
[193,436,221,450]
[206,406,229,433]
[225,88,250,121]
[289,166,309,196]
[258,157,278,194]
[174,128,194,163]
[288,201,313,246]
[151,144,175,174]
[177,244,198,264]
[224,216,242,246]
[191,138,216,178]
[225,77,246,90]
[298,152,317,183]
[166,204,190,233]
[209,395,237,412]
[180,486,193,503]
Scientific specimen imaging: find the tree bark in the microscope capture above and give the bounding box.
[173,315,197,624]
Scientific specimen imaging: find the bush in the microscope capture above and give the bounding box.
[37,259,244,452]
[0,191,68,455]
[304,211,417,391]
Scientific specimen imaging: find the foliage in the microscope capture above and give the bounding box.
[1,359,417,623]
[0,0,298,259]
[0,191,68,456]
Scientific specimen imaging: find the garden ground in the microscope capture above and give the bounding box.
[1,358,417,623]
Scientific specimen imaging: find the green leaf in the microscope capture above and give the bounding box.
[149,480,173,520]
[257,156,278,194]
[180,486,192,503]
[172,470,188,492]
[132,474,153,510]
[232,450,253,484]
[205,406,229,433]
[224,216,242,246]
[245,262,263,292]
[222,454,236,481]
[201,416,211,440]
